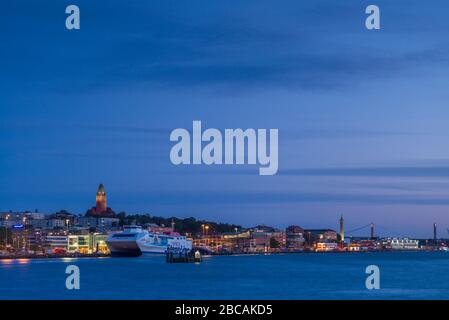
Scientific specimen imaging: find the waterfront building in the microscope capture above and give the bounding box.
[68,234,90,253]
[222,230,252,240]
[347,243,360,251]
[92,233,109,253]
[45,233,109,254]
[315,242,339,252]
[222,230,253,253]
[45,235,69,252]
[193,235,231,251]
[286,225,305,250]
[387,238,419,250]
[251,233,272,252]
[68,233,109,253]
[349,239,380,251]
[247,226,286,252]
[305,229,338,243]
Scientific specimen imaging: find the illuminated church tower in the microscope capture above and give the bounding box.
[95,183,107,214]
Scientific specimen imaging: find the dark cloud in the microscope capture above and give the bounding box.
[280,166,449,178]
[2,0,449,94]
[118,190,449,206]
[189,165,449,179]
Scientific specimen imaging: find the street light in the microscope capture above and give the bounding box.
[204,225,210,247]
[22,217,27,250]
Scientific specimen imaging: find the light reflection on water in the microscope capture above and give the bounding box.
[0,258,31,265]
[1,251,449,300]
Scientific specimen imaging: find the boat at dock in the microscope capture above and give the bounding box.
[106,226,192,257]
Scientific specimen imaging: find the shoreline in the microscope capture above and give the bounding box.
[1,249,443,261]
[0,253,109,260]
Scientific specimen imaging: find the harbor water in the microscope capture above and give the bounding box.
[1,251,449,300]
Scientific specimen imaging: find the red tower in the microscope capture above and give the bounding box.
[95,184,107,214]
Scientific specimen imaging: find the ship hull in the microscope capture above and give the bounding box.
[106,240,142,257]
[138,244,169,254]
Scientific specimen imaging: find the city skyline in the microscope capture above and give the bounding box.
[2,0,449,238]
[0,183,444,240]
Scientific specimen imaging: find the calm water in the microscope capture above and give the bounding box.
[1,251,449,300]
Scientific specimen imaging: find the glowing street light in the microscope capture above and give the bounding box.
[204,225,210,247]
[21,217,27,250]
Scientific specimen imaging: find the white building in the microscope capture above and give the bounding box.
[45,235,68,251]
[389,238,419,250]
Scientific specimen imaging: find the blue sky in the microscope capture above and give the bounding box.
[1,0,449,237]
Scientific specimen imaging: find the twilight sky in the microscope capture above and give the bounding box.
[1,0,449,237]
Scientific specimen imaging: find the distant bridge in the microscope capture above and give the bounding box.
[345,223,410,238]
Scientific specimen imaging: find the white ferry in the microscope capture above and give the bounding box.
[106,226,192,257]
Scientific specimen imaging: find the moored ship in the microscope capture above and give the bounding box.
[106,226,192,257]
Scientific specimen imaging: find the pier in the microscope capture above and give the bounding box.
[166,249,202,263]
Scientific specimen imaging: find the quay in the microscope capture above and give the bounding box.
[0,252,109,260]
[166,250,202,263]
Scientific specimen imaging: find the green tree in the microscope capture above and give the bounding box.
[269,237,280,249]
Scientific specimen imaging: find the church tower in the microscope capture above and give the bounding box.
[95,183,107,214]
